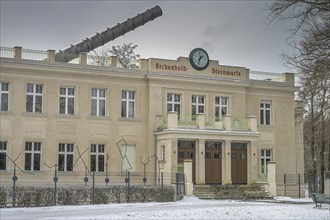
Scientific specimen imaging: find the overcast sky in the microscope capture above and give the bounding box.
[0,0,297,73]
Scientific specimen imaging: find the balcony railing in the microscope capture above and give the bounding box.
[157,113,257,132]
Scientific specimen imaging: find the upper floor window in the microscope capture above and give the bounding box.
[25,142,41,171]
[91,144,105,172]
[91,88,106,117]
[0,141,7,170]
[26,83,43,113]
[260,100,272,125]
[59,86,75,115]
[121,90,135,118]
[167,93,181,117]
[0,82,9,112]
[215,96,228,122]
[260,149,272,174]
[192,95,205,120]
[58,143,74,172]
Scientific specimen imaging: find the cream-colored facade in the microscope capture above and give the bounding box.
[0,47,304,195]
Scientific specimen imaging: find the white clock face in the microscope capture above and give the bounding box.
[189,48,209,70]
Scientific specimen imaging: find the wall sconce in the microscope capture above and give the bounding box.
[173,150,176,154]
[201,151,203,155]
[227,152,230,155]
[253,153,256,156]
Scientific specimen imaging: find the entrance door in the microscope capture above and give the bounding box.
[178,141,195,184]
[205,141,222,184]
[231,143,247,184]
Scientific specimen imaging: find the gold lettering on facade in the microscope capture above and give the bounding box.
[156,63,188,71]
[212,68,241,77]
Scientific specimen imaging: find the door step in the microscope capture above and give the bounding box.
[193,184,273,200]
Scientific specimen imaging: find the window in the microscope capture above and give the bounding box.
[59,86,75,115]
[58,143,74,171]
[120,144,136,172]
[0,82,9,111]
[260,149,272,174]
[192,95,205,120]
[91,144,105,172]
[25,142,41,171]
[121,90,135,118]
[260,100,272,125]
[167,93,181,117]
[161,145,166,161]
[91,88,106,116]
[26,83,43,113]
[0,141,7,170]
[215,97,228,122]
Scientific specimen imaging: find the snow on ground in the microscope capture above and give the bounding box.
[1,196,329,220]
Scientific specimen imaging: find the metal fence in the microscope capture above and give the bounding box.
[1,169,184,207]
[277,174,305,198]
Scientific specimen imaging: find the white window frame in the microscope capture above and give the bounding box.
[260,100,272,125]
[161,145,166,161]
[0,141,7,170]
[91,88,106,117]
[91,144,105,172]
[58,143,74,172]
[59,86,75,115]
[167,93,181,117]
[26,83,43,113]
[215,96,228,122]
[25,142,41,171]
[192,95,205,120]
[260,149,272,174]
[121,90,135,118]
[0,82,9,112]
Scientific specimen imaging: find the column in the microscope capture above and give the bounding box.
[47,50,55,64]
[196,139,205,185]
[267,162,277,196]
[222,140,232,184]
[184,159,193,196]
[79,52,87,65]
[14,46,22,61]
[170,138,178,174]
[248,141,258,184]
[167,112,178,129]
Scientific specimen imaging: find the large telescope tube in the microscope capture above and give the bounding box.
[55,5,162,62]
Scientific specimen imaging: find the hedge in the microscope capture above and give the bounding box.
[0,185,175,207]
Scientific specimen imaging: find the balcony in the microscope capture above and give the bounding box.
[157,112,257,132]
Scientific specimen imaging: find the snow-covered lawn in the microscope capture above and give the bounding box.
[1,196,329,220]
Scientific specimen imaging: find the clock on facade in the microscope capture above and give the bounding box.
[189,48,209,70]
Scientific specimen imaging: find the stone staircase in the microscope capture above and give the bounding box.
[193,184,273,200]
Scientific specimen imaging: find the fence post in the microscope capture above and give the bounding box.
[284,174,286,196]
[298,174,301,198]
[92,172,95,204]
[12,164,17,207]
[54,165,58,205]
[125,171,130,203]
[161,172,164,200]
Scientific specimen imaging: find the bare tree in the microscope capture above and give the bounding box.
[268,0,330,193]
[90,43,140,68]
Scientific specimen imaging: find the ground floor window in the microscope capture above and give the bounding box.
[25,142,41,171]
[58,143,74,171]
[260,149,272,174]
[0,141,7,170]
[91,144,105,172]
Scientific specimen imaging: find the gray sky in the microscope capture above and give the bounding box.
[0,0,297,73]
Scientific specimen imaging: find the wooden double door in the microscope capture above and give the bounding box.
[178,140,196,184]
[205,141,222,184]
[231,143,248,184]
